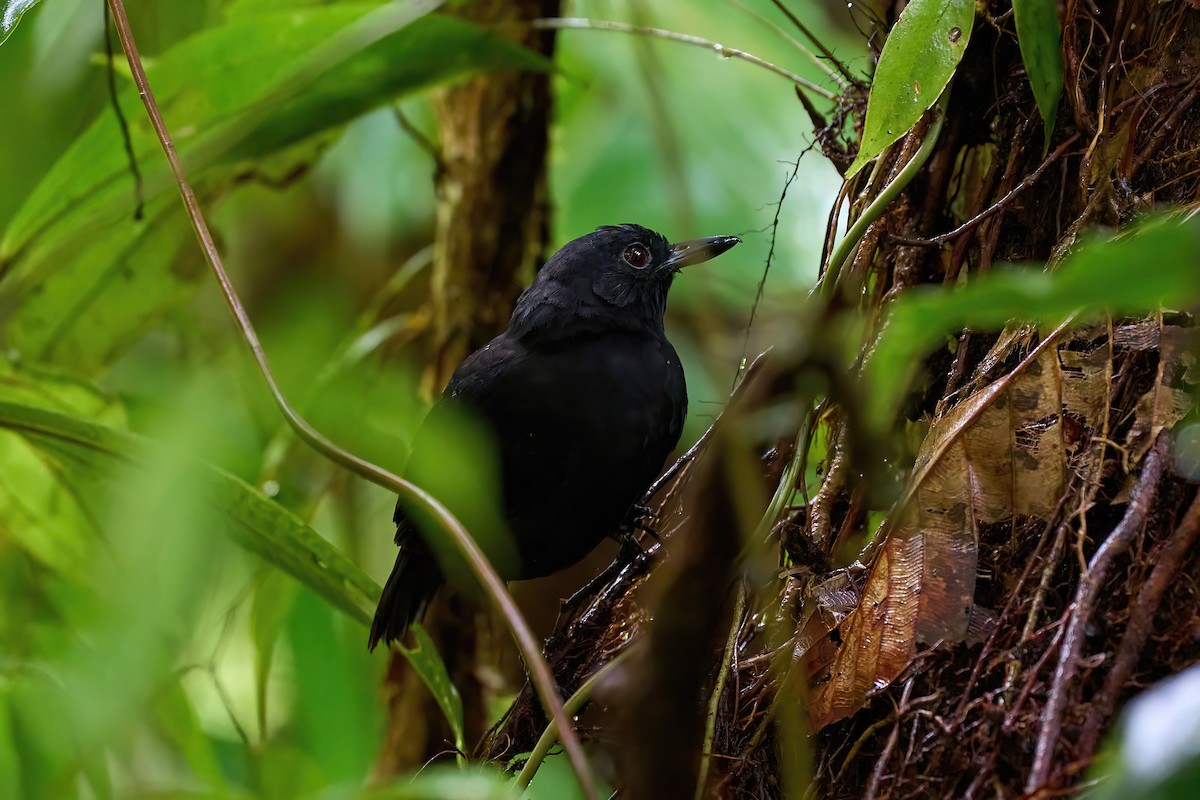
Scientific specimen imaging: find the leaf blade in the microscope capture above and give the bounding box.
[846,0,974,178]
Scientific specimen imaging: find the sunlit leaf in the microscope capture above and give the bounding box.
[401,622,465,752]
[846,0,974,178]
[0,0,41,47]
[864,214,1200,431]
[0,5,548,373]
[0,359,124,580]
[0,399,380,624]
[1013,0,1063,152]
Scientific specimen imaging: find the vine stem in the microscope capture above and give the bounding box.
[820,91,950,294]
[532,18,839,101]
[515,648,635,791]
[102,2,596,797]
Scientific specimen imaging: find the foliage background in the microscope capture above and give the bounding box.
[0,1,852,797]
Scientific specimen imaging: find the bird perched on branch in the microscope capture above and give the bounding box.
[369,224,740,650]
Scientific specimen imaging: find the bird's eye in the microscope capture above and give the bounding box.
[622,242,651,269]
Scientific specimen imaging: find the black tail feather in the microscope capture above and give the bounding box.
[368,546,444,651]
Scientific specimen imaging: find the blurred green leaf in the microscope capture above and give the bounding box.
[401,623,465,753]
[154,679,229,790]
[0,0,41,46]
[865,214,1200,429]
[845,0,973,178]
[0,399,381,624]
[366,766,515,800]
[0,686,21,799]
[287,589,379,784]
[1,5,548,373]
[251,567,296,742]
[1013,0,1063,152]
[0,359,124,580]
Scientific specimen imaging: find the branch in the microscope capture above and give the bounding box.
[532,17,839,101]
[1027,433,1169,791]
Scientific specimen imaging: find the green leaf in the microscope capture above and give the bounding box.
[0,686,21,800]
[0,0,41,47]
[1013,0,1063,152]
[846,0,974,178]
[251,568,296,741]
[366,766,514,800]
[0,5,548,373]
[0,359,124,580]
[400,623,465,753]
[865,213,1200,429]
[0,399,381,624]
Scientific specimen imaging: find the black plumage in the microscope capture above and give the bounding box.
[369,224,739,650]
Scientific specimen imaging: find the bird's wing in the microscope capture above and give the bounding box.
[391,333,520,548]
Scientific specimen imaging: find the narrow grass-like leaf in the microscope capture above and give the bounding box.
[0,400,380,624]
[401,623,465,753]
[1013,0,1063,152]
[864,214,1200,429]
[846,0,974,178]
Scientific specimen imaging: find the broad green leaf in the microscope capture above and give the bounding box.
[0,0,41,46]
[287,589,378,783]
[6,201,200,371]
[1,5,548,373]
[846,0,974,178]
[0,400,381,624]
[401,622,465,753]
[0,360,124,580]
[1013,0,1063,152]
[865,214,1200,429]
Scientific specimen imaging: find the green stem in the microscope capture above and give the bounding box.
[516,648,635,791]
[821,93,950,294]
[533,18,839,101]
[694,581,748,799]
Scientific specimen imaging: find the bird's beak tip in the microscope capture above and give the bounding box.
[666,234,742,270]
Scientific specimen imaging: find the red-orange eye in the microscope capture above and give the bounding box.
[622,242,651,269]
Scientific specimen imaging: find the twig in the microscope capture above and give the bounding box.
[732,153,806,392]
[103,2,597,797]
[102,0,143,220]
[531,18,839,101]
[1026,433,1169,792]
[767,0,855,82]
[891,134,1082,247]
[728,0,849,86]
[1077,488,1200,760]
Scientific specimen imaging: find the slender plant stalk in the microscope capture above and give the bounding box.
[102,2,597,797]
[695,581,748,799]
[821,92,949,294]
[515,648,634,791]
[533,18,838,101]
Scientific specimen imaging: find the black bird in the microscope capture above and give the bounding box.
[368,224,740,650]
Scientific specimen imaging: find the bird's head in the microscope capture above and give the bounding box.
[509,224,740,340]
